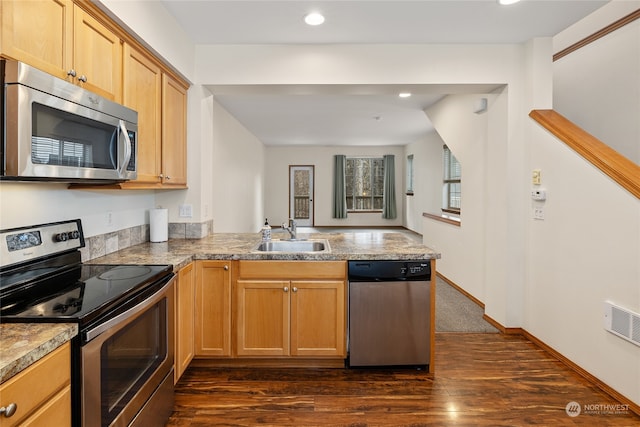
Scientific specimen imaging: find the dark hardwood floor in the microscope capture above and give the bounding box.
[167,333,639,426]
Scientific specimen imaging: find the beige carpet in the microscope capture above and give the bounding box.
[435,276,498,333]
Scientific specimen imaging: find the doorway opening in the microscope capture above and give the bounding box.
[289,165,314,226]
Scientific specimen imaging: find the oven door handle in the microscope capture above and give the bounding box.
[85,276,174,342]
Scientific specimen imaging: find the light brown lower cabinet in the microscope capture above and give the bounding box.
[174,262,195,383]
[235,261,346,358]
[194,260,232,357]
[191,260,346,362]
[0,342,71,427]
[236,279,346,357]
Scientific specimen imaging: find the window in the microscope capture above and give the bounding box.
[345,157,384,211]
[406,154,414,195]
[443,145,461,213]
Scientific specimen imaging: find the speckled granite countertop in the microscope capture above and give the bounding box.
[0,323,78,383]
[88,231,441,270]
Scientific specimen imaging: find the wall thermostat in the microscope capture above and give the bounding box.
[531,190,547,201]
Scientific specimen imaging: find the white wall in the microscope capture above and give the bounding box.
[265,145,404,227]
[0,183,154,237]
[553,17,640,163]
[421,94,491,303]
[210,98,266,233]
[403,131,443,235]
[527,122,640,407]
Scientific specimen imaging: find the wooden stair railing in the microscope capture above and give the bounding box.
[529,109,640,200]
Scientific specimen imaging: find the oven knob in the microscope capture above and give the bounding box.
[55,232,69,242]
[69,230,80,240]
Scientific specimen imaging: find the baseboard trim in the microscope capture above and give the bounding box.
[482,313,523,335]
[439,275,640,416]
[522,329,640,417]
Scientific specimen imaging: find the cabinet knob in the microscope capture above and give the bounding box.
[78,75,88,83]
[159,174,164,179]
[0,403,17,418]
[283,286,289,292]
[293,287,298,292]
[165,175,171,180]
[223,265,229,271]
[67,69,77,77]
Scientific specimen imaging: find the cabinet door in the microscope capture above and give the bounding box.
[236,280,290,356]
[290,281,346,357]
[0,0,73,79]
[175,263,195,383]
[73,7,122,101]
[195,261,231,357]
[161,73,188,186]
[123,44,162,184]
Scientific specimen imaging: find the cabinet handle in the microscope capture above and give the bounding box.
[293,287,298,292]
[0,403,17,418]
[283,287,289,292]
[78,75,88,83]
[67,69,77,77]
[223,265,229,271]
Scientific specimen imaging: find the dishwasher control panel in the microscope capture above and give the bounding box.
[348,260,431,281]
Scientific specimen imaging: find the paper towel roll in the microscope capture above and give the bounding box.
[150,208,168,242]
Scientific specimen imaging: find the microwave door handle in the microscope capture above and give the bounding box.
[118,120,132,177]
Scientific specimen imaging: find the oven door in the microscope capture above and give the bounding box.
[3,83,137,181]
[82,277,174,427]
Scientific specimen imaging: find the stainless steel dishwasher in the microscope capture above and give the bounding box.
[348,260,431,368]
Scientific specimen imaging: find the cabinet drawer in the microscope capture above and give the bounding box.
[0,343,71,427]
[238,261,346,280]
[18,386,71,427]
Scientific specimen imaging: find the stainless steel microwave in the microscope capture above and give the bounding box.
[1,59,137,182]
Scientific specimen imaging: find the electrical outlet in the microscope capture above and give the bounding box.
[106,211,113,227]
[533,207,545,220]
[179,204,193,218]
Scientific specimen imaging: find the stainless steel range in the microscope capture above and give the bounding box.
[0,219,175,427]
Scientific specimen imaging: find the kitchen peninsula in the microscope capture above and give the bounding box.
[1,231,439,396]
[91,230,440,372]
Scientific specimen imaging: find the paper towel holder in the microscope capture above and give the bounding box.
[149,208,168,242]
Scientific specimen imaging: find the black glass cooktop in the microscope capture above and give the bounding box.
[0,263,172,324]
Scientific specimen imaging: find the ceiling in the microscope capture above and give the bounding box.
[159,0,608,146]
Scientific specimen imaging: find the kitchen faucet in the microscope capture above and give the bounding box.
[282,218,297,240]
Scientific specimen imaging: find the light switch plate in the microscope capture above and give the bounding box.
[532,169,541,185]
[179,204,193,218]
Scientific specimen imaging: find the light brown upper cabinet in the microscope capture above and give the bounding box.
[161,74,188,187]
[1,0,122,101]
[122,44,163,185]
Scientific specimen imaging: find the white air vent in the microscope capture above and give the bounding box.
[603,301,640,347]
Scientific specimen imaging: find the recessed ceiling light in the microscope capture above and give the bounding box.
[398,92,412,98]
[304,12,325,26]
[498,0,521,5]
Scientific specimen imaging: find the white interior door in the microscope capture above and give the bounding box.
[289,165,314,226]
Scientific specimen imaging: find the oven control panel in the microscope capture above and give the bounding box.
[0,219,85,268]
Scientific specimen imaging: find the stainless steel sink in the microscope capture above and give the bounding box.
[253,239,330,253]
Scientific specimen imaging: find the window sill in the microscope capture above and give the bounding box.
[423,212,461,227]
[347,210,383,214]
